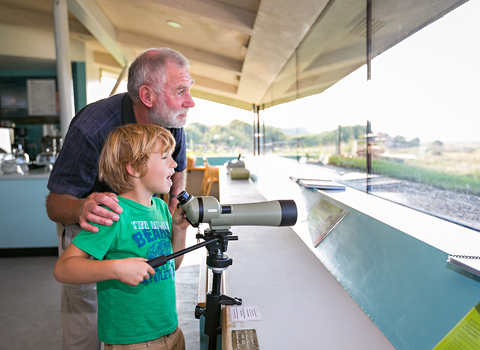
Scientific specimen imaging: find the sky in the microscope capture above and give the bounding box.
[186,0,480,144]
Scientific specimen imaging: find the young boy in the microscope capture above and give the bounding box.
[54,124,190,350]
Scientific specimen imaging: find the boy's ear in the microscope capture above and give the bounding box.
[126,163,141,178]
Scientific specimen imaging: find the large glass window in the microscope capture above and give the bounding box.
[367,0,480,230]
[259,0,479,231]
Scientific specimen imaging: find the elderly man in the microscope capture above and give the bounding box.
[46,47,195,350]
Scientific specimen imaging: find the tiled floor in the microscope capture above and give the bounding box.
[0,226,202,350]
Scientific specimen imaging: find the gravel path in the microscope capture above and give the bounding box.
[371,181,480,231]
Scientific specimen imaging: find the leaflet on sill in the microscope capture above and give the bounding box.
[230,305,262,322]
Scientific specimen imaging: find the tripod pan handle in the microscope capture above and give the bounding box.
[147,255,167,268]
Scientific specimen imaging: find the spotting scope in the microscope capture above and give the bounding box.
[176,191,297,228]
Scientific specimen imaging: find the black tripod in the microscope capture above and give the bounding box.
[148,227,242,350]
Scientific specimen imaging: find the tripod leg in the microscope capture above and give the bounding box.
[205,272,222,350]
[208,332,218,350]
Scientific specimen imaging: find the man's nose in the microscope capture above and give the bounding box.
[183,93,195,108]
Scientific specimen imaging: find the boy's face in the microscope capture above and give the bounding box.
[140,141,177,195]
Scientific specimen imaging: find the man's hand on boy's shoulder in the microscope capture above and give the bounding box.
[47,191,123,232]
[79,192,123,233]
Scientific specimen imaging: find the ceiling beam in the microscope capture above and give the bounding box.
[237,0,330,105]
[191,74,237,94]
[191,90,253,111]
[67,0,131,66]
[294,0,366,77]
[92,50,238,95]
[124,0,255,35]
[116,29,243,74]
[0,4,89,35]
[93,51,122,69]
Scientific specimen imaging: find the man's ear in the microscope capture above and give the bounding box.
[138,85,155,108]
[126,163,141,178]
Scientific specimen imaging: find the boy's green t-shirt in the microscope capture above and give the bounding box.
[72,196,178,345]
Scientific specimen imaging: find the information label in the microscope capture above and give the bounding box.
[232,329,259,350]
[433,302,480,349]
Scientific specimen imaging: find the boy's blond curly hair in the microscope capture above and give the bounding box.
[98,124,176,194]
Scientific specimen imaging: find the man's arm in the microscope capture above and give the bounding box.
[46,192,123,233]
[168,169,186,213]
[54,243,155,286]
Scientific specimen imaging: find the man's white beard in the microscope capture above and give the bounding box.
[149,103,188,128]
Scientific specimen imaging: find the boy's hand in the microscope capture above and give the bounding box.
[171,207,189,270]
[114,257,155,286]
[172,208,190,230]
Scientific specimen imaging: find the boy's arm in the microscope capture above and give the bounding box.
[54,243,155,286]
[171,207,190,270]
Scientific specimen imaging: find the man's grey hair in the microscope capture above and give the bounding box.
[127,47,189,103]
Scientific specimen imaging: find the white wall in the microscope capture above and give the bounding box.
[0,22,86,62]
[0,23,56,60]
[84,45,102,105]
[0,22,105,105]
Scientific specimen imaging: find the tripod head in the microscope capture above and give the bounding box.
[195,228,237,273]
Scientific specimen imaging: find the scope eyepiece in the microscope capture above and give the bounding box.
[177,191,193,206]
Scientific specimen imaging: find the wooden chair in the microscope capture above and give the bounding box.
[201,158,219,196]
[186,156,196,170]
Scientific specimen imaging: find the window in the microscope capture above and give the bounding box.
[260,0,479,231]
[184,98,253,158]
[100,70,127,99]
